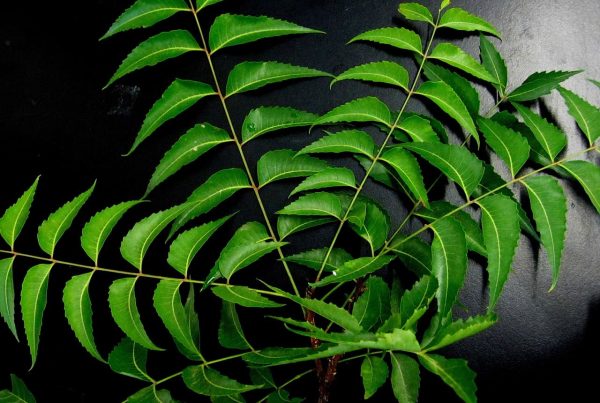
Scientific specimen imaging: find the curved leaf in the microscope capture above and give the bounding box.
[477,117,529,178]
[397,114,439,143]
[101,0,189,40]
[126,385,176,403]
[106,30,201,88]
[400,275,437,330]
[298,129,376,158]
[398,3,434,25]
[418,354,477,403]
[429,43,497,84]
[521,175,567,290]
[332,61,409,90]
[0,176,39,249]
[196,0,222,11]
[212,286,284,309]
[121,204,187,270]
[313,97,393,128]
[277,216,335,240]
[560,160,600,214]
[479,34,507,92]
[277,192,343,219]
[350,27,422,54]
[423,62,480,118]
[390,353,420,403]
[431,217,467,318]
[426,315,497,351]
[348,199,390,253]
[208,14,321,53]
[183,365,260,396]
[226,61,330,97]
[415,81,478,144]
[7,374,36,403]
[507,70,581,102]
[476,195,520,312]
[63,272,104,362]
[361,356,389,399]
[38,183,95,257]
[352,276,390,331]
[81,201,143,265]
[171,168,250,236]
[403,142,484,198]
[147,123,231,194]
[0,258,17,340]
[513,103,567,162]
[108,337,152,381]
[285,248,352,272]
[108,277,161,350]
[128,80,216,155]
[357,155,396,188]
[168,215,232,276]
[290,167,355,196]
[218,301,250,350]
[439,7,500,37]
[20,263,53,369]
[312,255,395,287]
[241,107,318,144]
[557,86,600,145]
[389,237,432,276]
[257,149,328,187]
[153,280,202,360]
[381,147,429,207]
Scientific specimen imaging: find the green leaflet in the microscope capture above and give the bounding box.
[7,374,36,403]
[439,7,501,38]
[285,248,353,272]
[418,354,477,403]
[479,34,508,93]
[521,175,567,291]
[147,123,231,194]
[106,30,202,88]
[81,201,143,266]
[212,285,284,308]
[108,277,161,350]
[415,81,479,145]
[397,114,439,143]
[257,149,329,187]
[416,201,486,256]
[183,284,200,356]
[512,103,567,162]
[349,27,423,55]
[313,97,393,128]
[0,176,39,250]
[0,258,17,340]
[277,192,343,220]
[507,70,581,102]
[183,365,260,396]
[398,3,434,25]
[218,301,251,350]
[360,356,389,399]
[63,273,104,362]
[429,43,498,84]
[389,353,420,403]
[389,237,432,276]
[403,142,484,198]
[168,215,232,276]
[477,195,520,312]
[399,275,437,330]
[477,117,529,178]
[196,0,222,11]
[425,314,497,351]
[121,204,187,270]
[129,80,216,156]
[37,183,95,258]
[241,107,318,144]
[357,155,396,189]
[290,167,356,196]
[100,0,189,40]
[311,255,396,287]
[431,218,467,318]
[352,276,390,331]
[108,337,152,381]
[348,199,390,253]
[127,385,176,403]
[225,61,330,97]
[332,61,410,91]
[244,344,361,366]
[557,86,600,145]
[266,390,301,403]
[560,160,600,214]
[298,129,376,158]
[208,14,322,53]
[20,263,53,369]
[423,62,480,118]
[207,222,283,284]
[276,216,335,240]
[153,280,202,360]
[171,168,251,236]
[249,367,276,389]
[381,147,429,207]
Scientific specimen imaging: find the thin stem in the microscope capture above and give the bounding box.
[188,1,300,298]
[257,369,315,403]
[313,18,441,283]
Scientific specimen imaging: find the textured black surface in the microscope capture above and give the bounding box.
[1,0,599,402]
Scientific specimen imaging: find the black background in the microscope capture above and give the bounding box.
[1,0,600,402]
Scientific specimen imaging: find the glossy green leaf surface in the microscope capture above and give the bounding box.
[479,34,507,92]
[557,86,600,145]
[439,7,500,37]
[108,337,152,381]
[361,356,389,399]
[0,176,39,250]
[183,365,260,396]
[423,62,480,118]
[477,117,530,178]
[381,147,429,207]
[218,301,251,350]
[277,216,335,240]
[312,255,395,287]
[390,353,420,403]
[332,61,410,90]
[513,103,567,161]
[290,167,356,196]
[350,27,422,54]
[241,107,318,144]
[352,276,390,331]
[313,97,393,128]
[278,192,343,220]
[507,70,581,102]
[398,3,434,25]
[0,258,17,340]
[429,43,497,84]
[399,275,437,330]
[299,129,376,158]
[212,286,284,309]
[560,160,600,214]
[257,149,329,187]
[418,354,477,403]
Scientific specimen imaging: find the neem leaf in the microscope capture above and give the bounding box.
[0,176,39,250]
